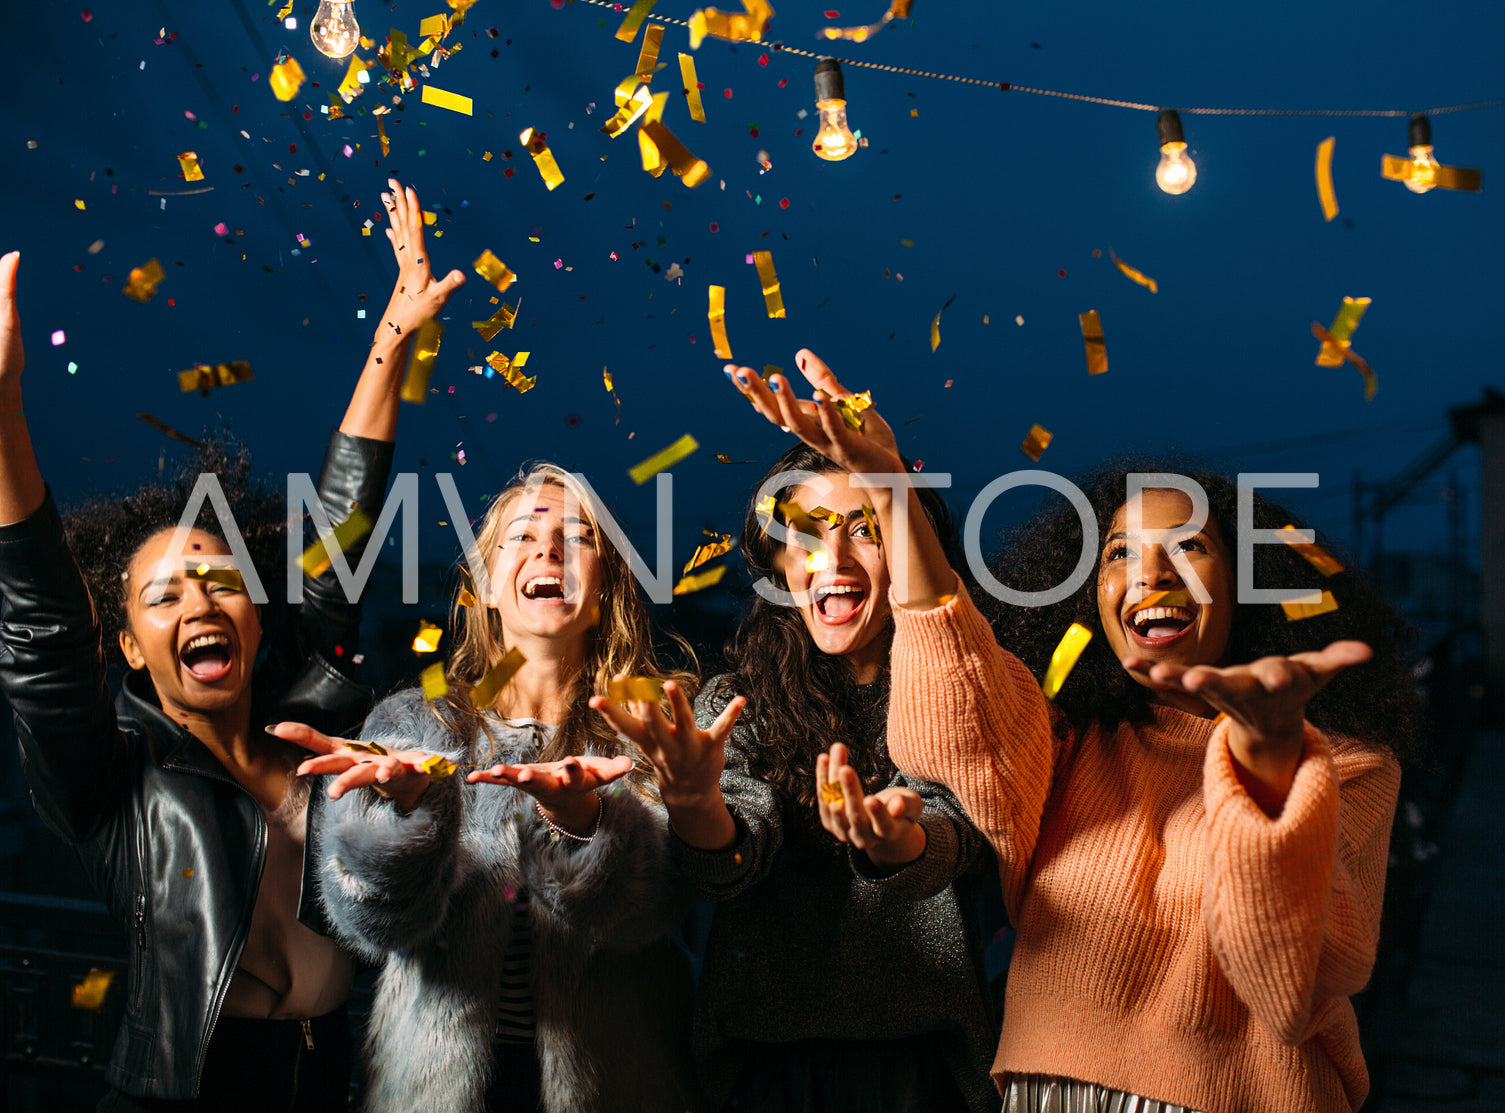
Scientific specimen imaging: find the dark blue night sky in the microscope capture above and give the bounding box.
[5,0,1502,606]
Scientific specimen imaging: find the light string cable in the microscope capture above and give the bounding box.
[570,0,1505,117]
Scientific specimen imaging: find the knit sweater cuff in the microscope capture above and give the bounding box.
[847,809,960,900]
[1203,718,1338,837]
[671,809,756,893]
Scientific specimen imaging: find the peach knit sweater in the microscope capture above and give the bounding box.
[887,592,1401,1113]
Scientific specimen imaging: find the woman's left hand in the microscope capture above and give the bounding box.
[815,742,927,868]
[467,754,633,836]
[375,178,465,343]
[726,349,903,476]
[1123,639,1372,812]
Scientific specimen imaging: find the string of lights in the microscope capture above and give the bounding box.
[571,0,1504,117]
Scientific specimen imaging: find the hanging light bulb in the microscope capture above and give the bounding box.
[1154,109,1197,195]
[1401,113,1438,194]
[310,0,360,60]
[811,58,857,162]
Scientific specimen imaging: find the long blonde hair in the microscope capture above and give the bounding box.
[433,464,696,786]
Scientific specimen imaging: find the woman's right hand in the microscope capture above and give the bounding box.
[590,679,744,851]
[273,721,434,813]
[0,252,22,396]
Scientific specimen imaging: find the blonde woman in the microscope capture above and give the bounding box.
[272,465,714,1113]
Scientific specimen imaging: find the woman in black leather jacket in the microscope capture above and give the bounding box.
[0,181,464,1111]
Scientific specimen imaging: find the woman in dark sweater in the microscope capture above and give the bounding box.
[593,349,997,1113]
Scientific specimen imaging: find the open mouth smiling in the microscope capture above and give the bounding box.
[180,632,234,682]
[814,581,866,624]
[521,575,570,603]
[1123,590,1197,648]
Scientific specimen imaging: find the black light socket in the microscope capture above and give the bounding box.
[1409,113,1432,148]
[1157,108,1186,146]
[814,57,845,103]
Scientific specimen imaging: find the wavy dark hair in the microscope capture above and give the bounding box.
[711,443,966,812]
[978,455,1424,765]
[61,435,289,665]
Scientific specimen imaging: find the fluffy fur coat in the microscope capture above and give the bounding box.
[318,690,699,1113]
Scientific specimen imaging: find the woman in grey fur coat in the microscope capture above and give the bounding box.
[595,353,999,1113]
[276,465,706,1113]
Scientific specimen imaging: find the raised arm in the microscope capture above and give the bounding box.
[338,180,465,443]
[726,350,954,608]
[0,251,129,842]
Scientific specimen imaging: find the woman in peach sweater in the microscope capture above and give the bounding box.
[725,359,1418,1113]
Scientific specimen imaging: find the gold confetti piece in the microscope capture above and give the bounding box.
[421,662,450,701]
[182,868,194,877]
[820,0,911,41]
[599,84,653,139]
[1130,589,1192,614]
[833,389,872,432]
[807,506,845,526]
[270,55,307,102]
[907,592,957,608]
[1108,248,1158,294]
[486,350,536,393]
[72,969,116,1011]
[715,453,755,464]
[122,258,166,303]
[607,675,667,702]
[752,250,785,318]
[930,310,942,352]
[687,0,775,48]
[1275,524,1344,576]
[520,127,565,191]
[458,586,479,607]
[177,151,204,182]
[136,413,205,449]
[683,531,735,574]
[1042,622,1093,701]
[419,753,458,778]
[74,199,86,210]
[471,646,527,708]
[708,285,733,358]
[400,319,444,404]
[1020,423,1052,461]
[636,24,665,80]
[377,116,391,158]
[472,301,517,340]
[419,13,449,38]
[762,364,784,381]
[1315,297,1370,365]
[672,564,728,597]
[806,550,830,572]
[1381,154,1483,192]
[421,84,473,115]
[615,0,657,41]
[755,494,777,533]
[1079,310,1107,376]
[1315,137,1339,222]
[473,249,517,293]
[819,780,844,805]
[343,740,388,755]
[1281,589,1339,622]
[860,504,882,543]
[603,368,614,391]
[412,620,443,653]
[630,434,699,484]
[277,0,294,17]
[184,563,245,591]
[177,361,255,394]
[679,53,706,122]
[298,509,374,578]
[337,56,371,100]
[639,117,711,187]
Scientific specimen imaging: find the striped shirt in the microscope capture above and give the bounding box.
[493,888,535,1044]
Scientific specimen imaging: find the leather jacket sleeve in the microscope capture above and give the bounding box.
[0,490,128,845]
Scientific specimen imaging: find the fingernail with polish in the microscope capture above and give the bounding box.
[769,380,781,393]
[264,723,282,735]
[723,368,734,379]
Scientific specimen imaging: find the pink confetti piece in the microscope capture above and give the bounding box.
[213,221,228,235]
[554,258,563,269]
[745,253,754,264]
[50,330,65,346]
[709,222,719,232]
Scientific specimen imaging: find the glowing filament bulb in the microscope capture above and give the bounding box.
[1154,109,1197,196]
[310,0,360,60]
[1403,115,1437,194]
[811,58,857,162]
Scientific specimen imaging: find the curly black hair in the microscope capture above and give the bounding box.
[61,435,289,664]
[711,443,967,812]
[977,455,1424,766]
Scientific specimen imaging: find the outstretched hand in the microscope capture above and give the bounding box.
[375,179,465,343]
[725,348,902,476]
[467,754,633,837]
[589,679,742,810]
[815,742,926,868]
[0,251,21,394]
[274,721,435,814]
[1122,639,1372,812]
